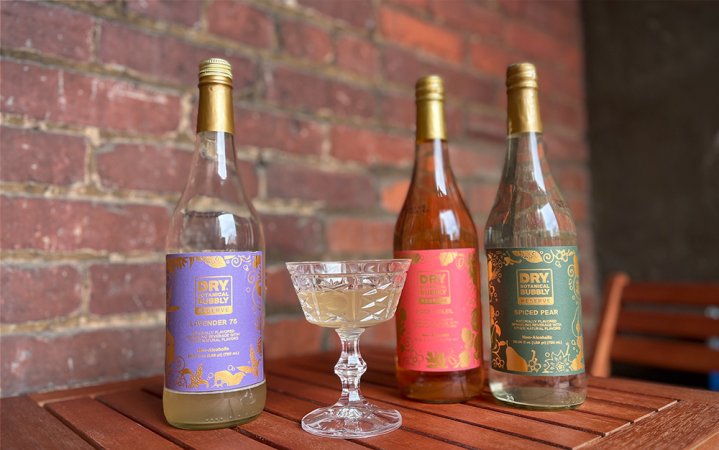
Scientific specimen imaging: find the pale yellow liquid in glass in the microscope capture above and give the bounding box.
[298,287,401,328]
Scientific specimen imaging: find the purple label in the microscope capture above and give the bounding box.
[165,252,264,393]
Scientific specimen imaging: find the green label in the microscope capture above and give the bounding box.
[486,247,585,376]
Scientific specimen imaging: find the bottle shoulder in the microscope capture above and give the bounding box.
[167,206,264,253]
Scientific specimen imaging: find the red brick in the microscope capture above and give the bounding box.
[207,1,274,49]
[434,67,497,105]
[566,194,588,223]
[326,217,394,256]
[382,46,427,86]
[543,134,589,163]
[262,214,324,258]
[0,1,93,61]
[465,110,506,142]
[266,163,375,210]
[235,109,324,156]
[504,22,581,73]
[449,144,504,180]
[462,181,498,217]
[444,104,463,138]
[98,21,256,88]
[379,7,463,63]
[280,20,333,63]
[266,264,299,311]
[336,35,378,77]
[388,0,430,13]
[264,318,324,359]
[499,0,580,41]
[330,125,412,166]
[0,265,83,323]
[0,61,181,134]
[97,144,191,192]
[1,328,163,396]
[382,46,496,104]
[537,62,584,103]
[429,0,503,36]
[0,127,85,185]
[542,97,586,134]
[380,94,414,130]
[128,0,202,27]
[90,263,164,315]
[380,179,409,213]
[0,196,169,252]
[298,0,374,30]
[469,40,517,79]
[553,164,589,194]
[268,67,375,119]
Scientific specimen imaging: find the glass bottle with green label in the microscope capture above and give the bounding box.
[484,63,586,409]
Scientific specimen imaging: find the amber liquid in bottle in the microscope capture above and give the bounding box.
[394,76,483,403]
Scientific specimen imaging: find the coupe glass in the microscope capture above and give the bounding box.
[286,259,411,439]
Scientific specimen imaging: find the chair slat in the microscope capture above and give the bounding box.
[611,336,719,373]
[617,311,719,339]
[622,283,719,306]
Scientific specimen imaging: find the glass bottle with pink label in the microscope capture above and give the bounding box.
[393,75,483,403]
[164,58,266,429]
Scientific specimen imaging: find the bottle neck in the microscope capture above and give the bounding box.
[411,139,458,196]
[504,132,552,193]
[413,98,456,191]
[416,98,446,142]
[197,79,234,134]
[507,85,542,135]
[193,78,238,183]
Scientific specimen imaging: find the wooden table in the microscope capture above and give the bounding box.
[3,347,719,449]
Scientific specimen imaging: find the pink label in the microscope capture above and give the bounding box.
[395,248,482,372]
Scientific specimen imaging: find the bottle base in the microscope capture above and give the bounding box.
[163,382,266,430]
[397,367,483,403]
[166,413,262,430]
[490,384,586,410]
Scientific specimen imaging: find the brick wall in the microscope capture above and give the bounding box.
[0,0,596,397]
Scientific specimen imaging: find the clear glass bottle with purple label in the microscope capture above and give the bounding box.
[164,58,266,429]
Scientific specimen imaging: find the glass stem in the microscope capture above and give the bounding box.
[334,328,367,406]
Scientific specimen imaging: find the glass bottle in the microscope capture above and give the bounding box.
[164,58,266,429]
[484,62,586,409]
[394,75,483,403]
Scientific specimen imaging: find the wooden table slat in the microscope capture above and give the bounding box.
[46,397,181,449]
[30,377,161,406]
[265,390,466,450]
[586,400,719,449]
[588,375,719,403]
[467,398,630,436]
[237,411,367,449]
[586,386,676,411]
[0,396,93,450]
[97,389,274,450]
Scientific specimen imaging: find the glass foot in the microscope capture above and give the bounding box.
[301,403,402,439]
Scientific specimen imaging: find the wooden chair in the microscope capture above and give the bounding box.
[590,272,719,378]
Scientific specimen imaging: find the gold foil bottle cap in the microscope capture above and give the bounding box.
[415,75,446,141]
[506,62,542,134]
[415,75,444,102]
[198,58,233,84]
[197,58,234,133]
[506,62,538,91]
